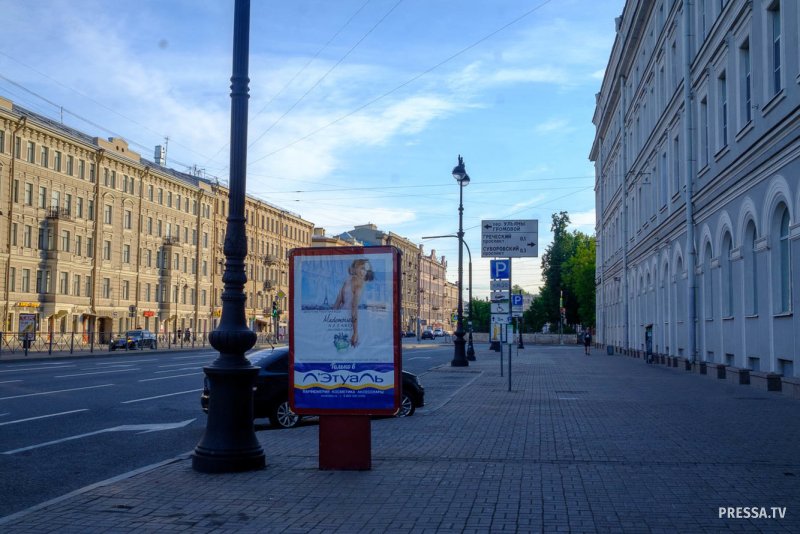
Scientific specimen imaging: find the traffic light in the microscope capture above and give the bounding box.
[272,301,278,318]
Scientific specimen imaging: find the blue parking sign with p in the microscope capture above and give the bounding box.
[490,259,510,280]
[511,294,523,306]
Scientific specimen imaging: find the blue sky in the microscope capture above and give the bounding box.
[0,0,624,298]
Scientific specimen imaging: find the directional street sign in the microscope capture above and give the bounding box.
[481,219,539,258]
[491,314,512,324]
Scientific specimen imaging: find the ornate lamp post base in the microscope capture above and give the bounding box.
[192,365,265,473]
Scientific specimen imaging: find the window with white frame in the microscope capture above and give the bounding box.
[739,39,752,125]
[73,274,81,297]
[768,1,782,96]
[772,203,791,313]
[103,240,111,261]
[721,233,733,316]
[102,278,111,299]
[123,244,131,264]
[744,220,758,315]
[718,71,728,148]
[703,243,714,319]
[104,205,112,225]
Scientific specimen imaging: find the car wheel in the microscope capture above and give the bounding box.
[270,400,300,429]
[396,393,415,417]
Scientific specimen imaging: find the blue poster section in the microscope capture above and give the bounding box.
[293,362,395,410]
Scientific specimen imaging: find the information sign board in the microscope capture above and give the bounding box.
[481,219,539,258]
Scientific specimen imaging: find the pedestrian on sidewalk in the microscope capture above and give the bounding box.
[583,329,592,355]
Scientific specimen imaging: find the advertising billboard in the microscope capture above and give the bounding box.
[289,246,400,416]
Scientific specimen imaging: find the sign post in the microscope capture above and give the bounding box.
[290,246,400,470]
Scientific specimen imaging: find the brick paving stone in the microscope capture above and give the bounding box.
[1,345,799,532]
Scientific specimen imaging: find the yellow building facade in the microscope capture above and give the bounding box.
[0,96,312,343]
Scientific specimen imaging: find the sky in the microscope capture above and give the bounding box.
[0,0,625,299]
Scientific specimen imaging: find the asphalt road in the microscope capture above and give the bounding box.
[0,339,455,517]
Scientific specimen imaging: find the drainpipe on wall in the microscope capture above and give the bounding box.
[683,0,698,363]
[133,166,149,328]
[3,116,26,331]
[620,76,630,354]
[90,149,105,337]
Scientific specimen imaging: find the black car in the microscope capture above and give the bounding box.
[421,330,434,340]
[200,346,425,428]
[109,329,157,350]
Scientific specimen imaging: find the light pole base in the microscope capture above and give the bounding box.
[451,332,469,367]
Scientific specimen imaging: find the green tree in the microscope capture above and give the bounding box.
[469,298,490,332]
[562,235,596,328]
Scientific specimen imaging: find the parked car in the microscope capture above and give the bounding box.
[403,330,416,338]
[200,346,425,427]
[433,328,445,337]
[109,329,157,350]
[421,330,435,340]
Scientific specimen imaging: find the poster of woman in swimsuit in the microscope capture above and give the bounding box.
[289,246,400,415]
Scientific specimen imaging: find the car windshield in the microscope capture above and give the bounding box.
[247,348,289,371]
[126,331,144,338]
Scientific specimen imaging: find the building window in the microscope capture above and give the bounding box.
[147,217,153,235]
[23,225,32,248]
[61,230,71,252]
[123,244,131,264]
[768,1,782,95]
[89,163,95,182]
[51,190,60,210]
[145,249,152,267]
[76,235,82,257]
[104,205,113,225]
[54,151,62,172]
[744,221,758,315]
[59,272,69,295]
[38,186,47,209]
[88,200,94,221]
[77,197,83,218]
[722,233,733,316]
[79,159,86,179]
[21,269,30,292]
[26,141,35,163]
[8,267,15,292]
[102,278,111,299]
[0,130,4,153]
[66,155,74,176]
[10,223,17,246]
[24,183,32,206]
[124,209,132,229]
[739,40,752,125]
[122,280,130,300]
[73,275,81,297]
[773,204,791,313]
[718,71,727,148]
[703,243,714,319]
[64,193,72,215]
[87,237,94,258]
[700,97,710,168]
[148,185,154,201]
[40,146,49,168]
[103,240,112,261]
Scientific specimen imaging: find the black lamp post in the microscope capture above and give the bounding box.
[421,234,475,360]
[193,0,265,473]
[451,155,469,367]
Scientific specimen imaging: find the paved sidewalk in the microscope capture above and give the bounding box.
[1,345,798,533]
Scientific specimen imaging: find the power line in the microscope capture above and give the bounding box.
[247,0,554,165]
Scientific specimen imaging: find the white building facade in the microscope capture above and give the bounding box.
[591,0,799,376]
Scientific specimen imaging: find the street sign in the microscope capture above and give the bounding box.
[490,259,511,279]
[490,292,508,302]
[481,219,539,258]
[491,301,510,314]
[511,294,523,307]
[490,279,510,291]
[491,314,512,324]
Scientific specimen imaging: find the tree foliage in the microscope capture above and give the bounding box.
[525,211,596,333]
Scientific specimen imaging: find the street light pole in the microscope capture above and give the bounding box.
[451,155,469,367]
[422,234,475,360]
[193,0,265,473]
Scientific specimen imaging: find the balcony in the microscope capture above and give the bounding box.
[263,280,274,290]
[46,207,71,221]
[264,254,278,265]
[163,236,180,246]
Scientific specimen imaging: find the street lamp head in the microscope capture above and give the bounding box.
[452,154,468,185]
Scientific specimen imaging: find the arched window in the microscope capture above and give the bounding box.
[721,233,733,316]
[744,221,758,315]
[704,243,714,319]
[773,203,792,313]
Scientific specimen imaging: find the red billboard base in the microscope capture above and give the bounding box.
[319,415,371,470]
